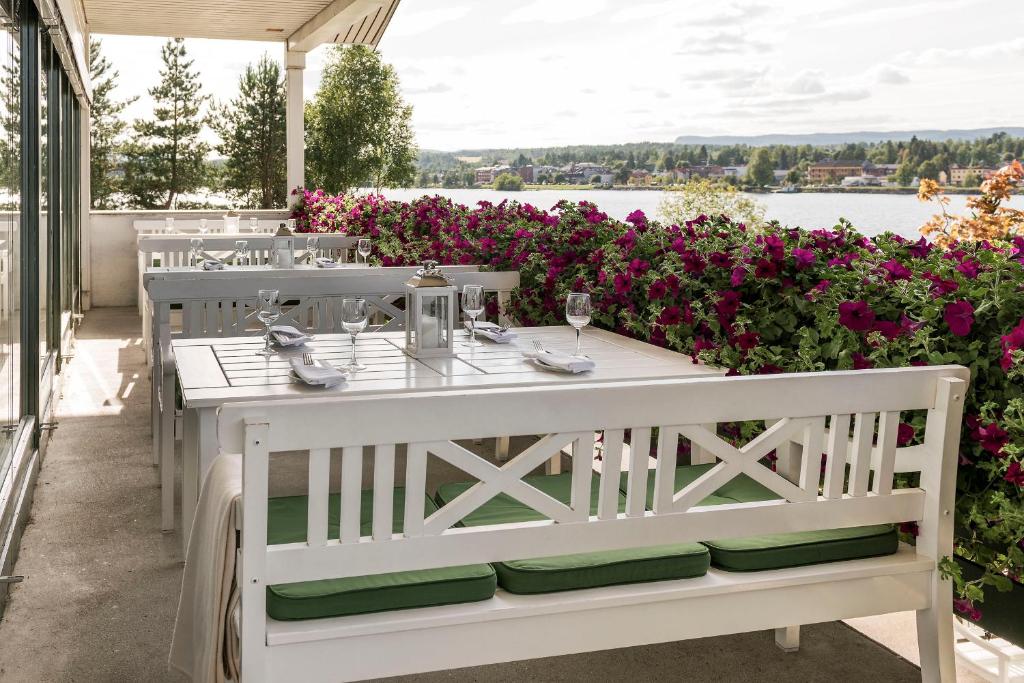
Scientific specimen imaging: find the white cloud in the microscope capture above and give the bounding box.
[785,70,826,95]
[872,65,910,85]
[386,4,474,37]
[502,0,610,25]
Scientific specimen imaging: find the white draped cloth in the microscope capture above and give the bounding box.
[170,453,242,682]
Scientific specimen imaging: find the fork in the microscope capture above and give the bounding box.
[532,339,545,354]
[303,352,314,366]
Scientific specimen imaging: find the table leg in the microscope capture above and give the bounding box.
[161,397,179,533]
[182,407,217,553]
[496,436,510,461]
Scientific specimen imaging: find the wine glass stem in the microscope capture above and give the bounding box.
[264,325,272,354]
[575,328,582,356]
[470,316,477,344]
[350,334,357,367]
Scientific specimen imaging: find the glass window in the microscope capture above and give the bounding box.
[37,36,47,376]
[0,0,20,477]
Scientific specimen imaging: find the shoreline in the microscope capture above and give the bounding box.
[411,185,1009,196]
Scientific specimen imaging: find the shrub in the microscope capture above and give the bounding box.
[493,173,524,191]
[292,187,1024,615]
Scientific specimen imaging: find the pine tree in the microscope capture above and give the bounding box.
[305,45,416,193]
[90,38,138,209]
[123,38,209,209]
[211,54,286,209]
[0,53,19,193]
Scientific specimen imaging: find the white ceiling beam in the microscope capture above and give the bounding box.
[287,0,385,52]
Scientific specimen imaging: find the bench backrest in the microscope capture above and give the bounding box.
[134,218,285,234]
[138,234,362,268]
[222,366,966,593]
[145,266,518,341]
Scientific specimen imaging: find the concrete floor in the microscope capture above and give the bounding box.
[0,307,958,682]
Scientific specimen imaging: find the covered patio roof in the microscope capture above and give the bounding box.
[82,0,400,51]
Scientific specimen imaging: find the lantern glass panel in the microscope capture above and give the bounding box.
[420,294,449,349]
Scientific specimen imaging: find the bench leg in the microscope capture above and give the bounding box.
[916,602,956,682]
[160,375,176,532]
[774,625,800,652]
[496,436,510,461]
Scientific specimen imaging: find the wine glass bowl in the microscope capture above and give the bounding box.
[565,293,592,357]
[306,236,320,261]
[190,238,204,268]
[256,289,281,357]
[235,240,249,266]
[198,218,209,235]
[249,217,259,234]
[357,238,371,264]
[164,216,175,234]
[341,298,368,371]
[462,284,484,347]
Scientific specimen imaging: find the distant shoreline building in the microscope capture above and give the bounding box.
[807,160,865,184]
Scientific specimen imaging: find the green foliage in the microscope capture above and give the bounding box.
[746,147,774,187]
[0,51,19,195]
[493,172,524,191]
[90,38,138,209]
[122,38,209,209]
[659,178,765,228]
[305,45,416,193]
[211,55,286,209]
[961,171,983,187]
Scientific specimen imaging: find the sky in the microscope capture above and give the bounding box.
[96,0,1024,151]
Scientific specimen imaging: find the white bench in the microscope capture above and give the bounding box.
[148,266,521,531]
[137,234,362,318]
[133,217,284,235]
[218,365,967,682]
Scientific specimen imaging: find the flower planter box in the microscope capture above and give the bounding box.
[955,556,1024,646]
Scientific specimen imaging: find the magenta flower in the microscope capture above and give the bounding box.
[709,251,733,268]
[943,300,975,337]
[955,259,980,279]
[648,280,668,300]
[753,258,778,279]
[715,290,741,319]
[792,248,816,269]
[657,306,682,326]
[972,421,1009,456]
[880,259,912,281]
[852,352,874,369]
[613,272,632,295]
[734,331,760,350]
[1005,462,1024,487]
[897,423,915,447]
[954,598,982,621]
[838,301,876,332]
[730,266,746,287]
[1000,319,1024,371]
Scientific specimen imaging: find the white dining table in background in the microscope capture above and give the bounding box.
[173,326,724,548]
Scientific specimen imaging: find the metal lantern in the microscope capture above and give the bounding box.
[404,261,456,358]
[272,224,296,268]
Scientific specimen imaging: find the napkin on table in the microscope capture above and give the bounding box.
[271,325,310,347]
[465,320,517,343]
[315,257,340,268]
[202,259,224,271]
[522,348,596,373]
[289,357,346,388]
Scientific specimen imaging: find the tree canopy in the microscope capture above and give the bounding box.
[305,45,416,193]
[89,38,137,209]
[211,54,287,208]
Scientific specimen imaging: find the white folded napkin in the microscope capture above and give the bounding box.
[202,259,224,271]
[315,257,340,268]
[465,320,516,343]
[289,357,346,388]
[522,348,596,373]
[271,325,310,347]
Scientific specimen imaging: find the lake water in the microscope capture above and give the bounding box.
[379,187,1024,239]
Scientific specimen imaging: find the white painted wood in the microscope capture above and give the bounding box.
[402,444,427,538]
[774,625,800,652]
[799,416,826,494]
[570,432,595,522]
[239,418,270,681]
[307,449,331,547]
[215,365,966,682]
[652,427,678,514]
[372,445,395,542]
[340,446,362,544]
[872,411,900,496]
[916,377,965,682]
[848,412,875,496]
[823,414,850,499]
[625,428,651,518]
[598,430,624,521]
[285,48,305,200]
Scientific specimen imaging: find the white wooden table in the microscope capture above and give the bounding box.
[174,326,723,546]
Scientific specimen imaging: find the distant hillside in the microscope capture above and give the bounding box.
[673,128,1024,146]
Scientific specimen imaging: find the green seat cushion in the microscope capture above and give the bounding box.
[265,489,496,620]
[435,473,709,594]
[628,464,899,571]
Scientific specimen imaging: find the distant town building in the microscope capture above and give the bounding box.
[474,165,512,184]
[688,165,725,179]
[516,165,535,183]
[862,163,900,178]
[949,164,999,185]
[807,160,864,184]
[773,169,789,183]
[722,165,748,179]
[841,175,882,187]
[628,169,652,186]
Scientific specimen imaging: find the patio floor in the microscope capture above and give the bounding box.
[0,307,961,681]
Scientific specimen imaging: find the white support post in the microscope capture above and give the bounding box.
[774,625,800,652]
[285,48,306,205]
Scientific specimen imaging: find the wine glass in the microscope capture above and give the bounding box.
[235,240,249,266]
[256,289,281,357]
[565,292,592,357]
[357,238,372,264]
[306,236,320,262]
[190,238,204,268]
[341,298,368,372]
[462,284,484,347]
[198,218,209,235]
[164,216,175,234]
[286,218,297,232]
[249,217,259,234]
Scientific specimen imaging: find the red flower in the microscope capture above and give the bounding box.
[943,300,975,337]
[1000,319,1024,371]
[715,290,741,319]
[880,259,912,281]
[972,421,1009,456]
[648,280,668,300]
[792,247,816,269]
[657,306,682,326]
[1005,462,1024,487]
[852,352,874,369]
[734,332,760,350]
[730,266,746,287]
[954,598,982,621]
[955,259,980,279]
[897,423,915,446]
[838,301,876,332]
[709,251,733,268]
[613,272,632,295]
[753,258,778,279]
